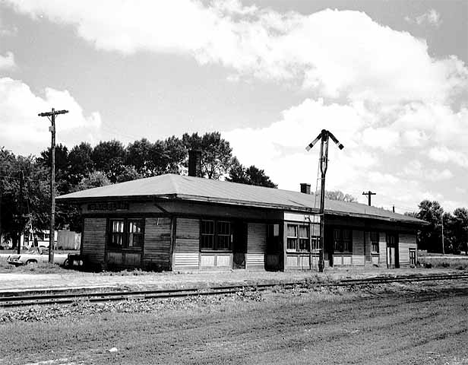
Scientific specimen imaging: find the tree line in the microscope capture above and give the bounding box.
[408,200,468,255]
[1,132,467,254]
[0,132,276,247]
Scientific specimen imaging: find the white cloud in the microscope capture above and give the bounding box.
[428,146,468,168]
[417,9,442,27]
[4,1,466,106]
[0,51,15,70]
[0,77,101,156]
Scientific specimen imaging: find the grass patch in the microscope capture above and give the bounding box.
[418,255,468,270]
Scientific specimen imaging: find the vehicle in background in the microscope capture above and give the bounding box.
[7,248,67,266]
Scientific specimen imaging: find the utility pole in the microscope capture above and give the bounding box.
[441,217,445,255]
[306,129,344,272]
[38,108,68,263]
[362,191,376,206]
[17,171,24,254]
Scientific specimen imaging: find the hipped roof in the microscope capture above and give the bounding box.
[57,174,424,225]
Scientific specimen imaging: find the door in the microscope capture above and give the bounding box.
[386,233,399,268]
[232,221,247,269]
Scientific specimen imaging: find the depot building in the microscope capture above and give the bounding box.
[57,156,425,271]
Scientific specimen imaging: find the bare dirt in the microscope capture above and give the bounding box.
[1,279,467,365]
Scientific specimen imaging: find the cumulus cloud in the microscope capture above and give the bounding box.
[0,51,15,70]
[3,0,466,105]
[0,77,101,156]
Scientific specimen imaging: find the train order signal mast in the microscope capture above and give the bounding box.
[38,108,68,264]
[306,129,344,272]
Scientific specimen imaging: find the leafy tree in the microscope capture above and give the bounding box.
[125,138,154,177]
[182,132,232,179]
[417,200,444,252]
[325,190,357,202]
[450,208,468,254]
[92,140,126,183]
[68,142,94,186]
[37,143,71,194]
[227,158,277,188]
[0,151,50,248]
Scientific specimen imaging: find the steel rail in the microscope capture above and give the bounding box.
[1,273,467,308]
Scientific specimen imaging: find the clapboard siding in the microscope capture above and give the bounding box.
[82,218,106,264]
[173,218,200,269]
[143,217,172,270]
[248,223,266,254]
[399,233,417,266]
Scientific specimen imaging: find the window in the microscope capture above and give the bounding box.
[287,224,315,252]
[200,219,232,251]
[109,218,144,249]
[386,233,397,247]
[287,224,298,250]
[333,228,352,253]
[370,231,379,253]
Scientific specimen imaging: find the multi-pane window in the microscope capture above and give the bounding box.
[200,220,215,249]
[200,219,232,251]
[128,220,144,248]
[109,218,145,249]
[311,237,320,251]
[287,224,314,252]
[287,224,298,250]
[299,225,310,251]
[370,231,379,253]
[333,228,352,253]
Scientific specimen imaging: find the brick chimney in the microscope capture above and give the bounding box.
[188,150,202,177]
[300,183,311,194]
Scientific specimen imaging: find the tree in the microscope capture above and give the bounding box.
[68,142,94,186]
[182,132,233,179]
[417,200,444,252]
[451,208,468,254]
[38,143,71,194]
[227,158,277,188]
[325,190,357,202]
[92,140,126,183]
[125,138,154,177]
[0,151,51,248]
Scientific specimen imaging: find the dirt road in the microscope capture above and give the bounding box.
[1,281,467,365]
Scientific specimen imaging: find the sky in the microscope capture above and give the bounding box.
[0,0,467,214]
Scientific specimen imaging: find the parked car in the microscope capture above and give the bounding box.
[7,249,66,266]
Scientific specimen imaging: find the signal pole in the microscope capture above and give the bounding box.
[306,129,344,272]
[362,191,376,206]
[38,108,68,263]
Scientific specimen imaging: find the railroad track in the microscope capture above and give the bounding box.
[1,273,467,308]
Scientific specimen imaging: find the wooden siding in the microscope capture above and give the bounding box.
[286,254,311,269]
[246,253,265,269]
[352,230,365,266]
[379,238,387,265]
[399,233,417,266]
[173,218,200,270]
[82,218,106,265]
[143,217,172,271]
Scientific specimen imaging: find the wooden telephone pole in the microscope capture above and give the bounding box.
[362,191,376,206]
[38,108,68,263]
[306,129,344,272]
